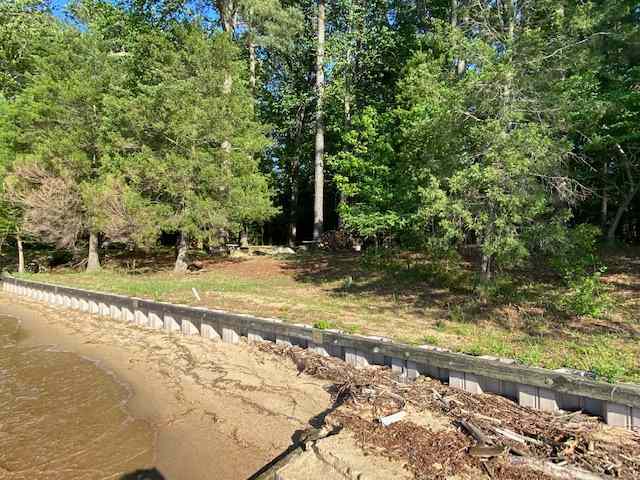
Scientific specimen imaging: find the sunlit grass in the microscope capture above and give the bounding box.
[18,252,640,383]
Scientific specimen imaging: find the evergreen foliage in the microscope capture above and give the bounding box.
[0,0,638,284]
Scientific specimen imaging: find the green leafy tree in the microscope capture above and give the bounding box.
[0,0,64,271]
[0,97,24,271]
[333,9,578,279]
[0,0,59,99]
[9,28,133,270]
[211,0,302,247]
[557,0,640,244]
[122,26,277,271]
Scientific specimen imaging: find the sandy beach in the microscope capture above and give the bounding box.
[0,294,334,479]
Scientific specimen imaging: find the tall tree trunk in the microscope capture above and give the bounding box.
[338,2,354,230]
[607,183,639,245]
[451,0,458,26]
[313,0,326,242]
[219,0,235,153]
[243,36,258,250]
[174,231,189,273]
[249,39,257,93]
[217,0,237,34]
[601,161,608,231]
[507,0,515,41]
[337,90,350,230]
[87,231,101,272]
[289,106,305,247]
[289,161,299,247]
[451,0,466,75]
[17,233,24,274]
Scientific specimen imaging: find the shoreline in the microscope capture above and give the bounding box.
[0,312,157,479]
[0,295,333,479]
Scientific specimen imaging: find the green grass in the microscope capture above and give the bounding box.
[16,250,640,383]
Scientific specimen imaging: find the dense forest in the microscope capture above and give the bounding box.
[1,0,639,282]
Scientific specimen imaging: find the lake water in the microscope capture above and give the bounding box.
[0,315,156,480]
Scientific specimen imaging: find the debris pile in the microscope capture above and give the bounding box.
[256,342,640,479]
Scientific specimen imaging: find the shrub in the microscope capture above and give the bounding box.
[545,224,611,317]
[550,224,602,280]
[422,334,440,346]
[361,247,400,270]
[313,320,336,330]
[561,268,611,317]
[475,275,521,303]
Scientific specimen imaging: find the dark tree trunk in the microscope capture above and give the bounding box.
[338,94,351,230]
[288,105,305,248]
[87,232,101,272]
[289,172,298,247]
[337,1,356,230]
[174,231,189,273]
[216,0,237,34]
[601,161,608,231]
[607,183,639,245]
[218,1,235,153]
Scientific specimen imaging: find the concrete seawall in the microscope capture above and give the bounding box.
[3,275,639,429]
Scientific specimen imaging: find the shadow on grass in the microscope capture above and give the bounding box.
[281,251,469,303]
[102,248,251,275]
[40,246,640,343]
[280,251,639,341]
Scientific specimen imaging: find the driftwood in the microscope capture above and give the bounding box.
[491,426,543,446]
[248,427,335,480]
[469,445,507,458]
[508,456,606,480]
[460,419,493,445]
[256,342,640,479]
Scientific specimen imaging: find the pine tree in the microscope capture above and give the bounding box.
[120,25,277,271]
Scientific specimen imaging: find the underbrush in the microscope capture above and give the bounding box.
[560,270,612,317]
[361,247,472,292]
[551,226,612,318]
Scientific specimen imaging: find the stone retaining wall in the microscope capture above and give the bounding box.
[3,275,639,429]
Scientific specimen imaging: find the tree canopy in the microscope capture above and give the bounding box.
[0,0,638,278]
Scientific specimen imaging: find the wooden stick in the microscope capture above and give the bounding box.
[492,426,543,446]
[508,456,606,480]
[459,419,492,445]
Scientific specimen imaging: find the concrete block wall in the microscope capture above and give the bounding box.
[3,275,640,430]
[394,358,421,382]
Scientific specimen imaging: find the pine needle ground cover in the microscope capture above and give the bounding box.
[21,248,640,383]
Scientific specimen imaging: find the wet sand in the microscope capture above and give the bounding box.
[0,294,332,480]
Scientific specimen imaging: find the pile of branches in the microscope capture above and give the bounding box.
[256,342,640,480]
[319,229,359,251]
